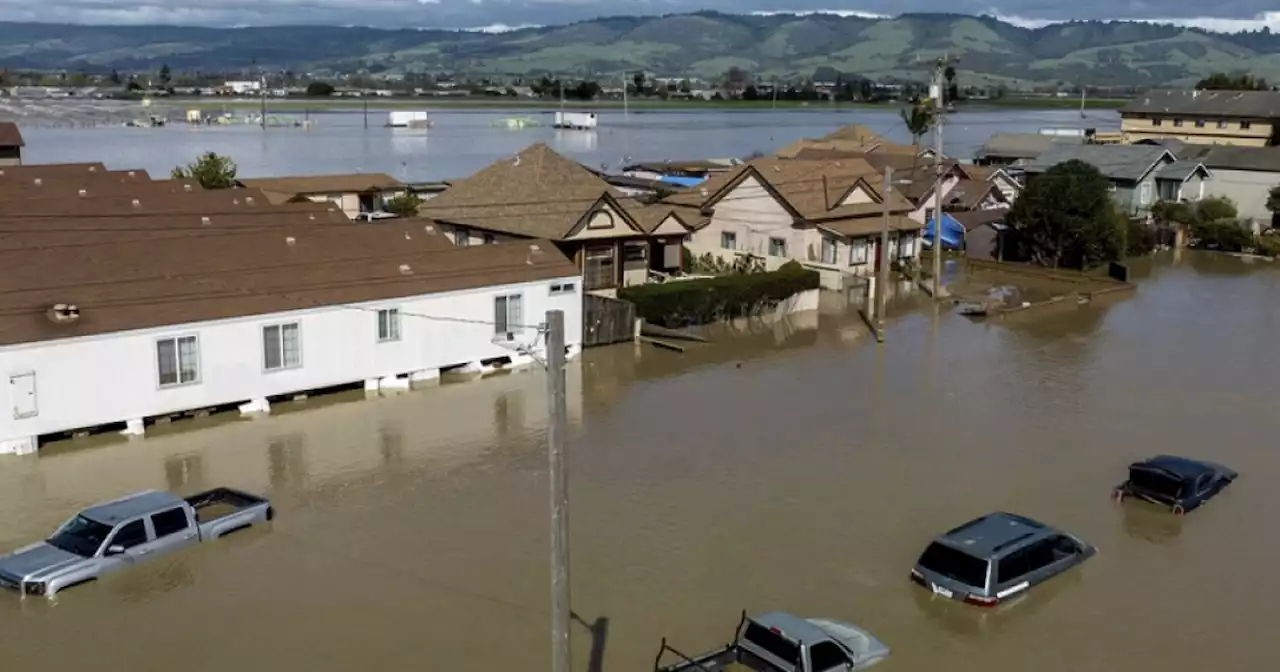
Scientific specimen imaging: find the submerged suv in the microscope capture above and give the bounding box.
[910,512,1095,607]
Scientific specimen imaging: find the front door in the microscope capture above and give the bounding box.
[10,372,36,419]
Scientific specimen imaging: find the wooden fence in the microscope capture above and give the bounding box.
[583,294,636,347]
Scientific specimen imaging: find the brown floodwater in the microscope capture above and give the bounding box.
[1,250,1278,671]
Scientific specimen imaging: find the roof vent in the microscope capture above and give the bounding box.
[200,216,211,225]
[33,178,41,186]
[399,263,412,275]
[699,187,708,197]
[232,198,239,205]
[285,236,296,246]
[183,184,192,192]
[424,224,435,232]
[46,304,80,324]
[131,199,141,208]
[529,244,542,253]
[403,231,411,240]
[246,196,254,205]
[127,170,136,177]
[308,214,315,221]
[78,188,87,197]
[88,166,97,172]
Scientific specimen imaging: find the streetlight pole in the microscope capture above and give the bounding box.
[876,165,892,342]
[544,311,571,672]
[930,56,957,299]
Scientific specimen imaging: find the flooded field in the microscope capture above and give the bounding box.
[1,250,1278,671]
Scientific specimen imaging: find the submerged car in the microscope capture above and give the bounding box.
[910,512,1095,607]
[1113,455,1237,515]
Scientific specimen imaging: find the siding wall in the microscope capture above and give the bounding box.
[1205,168,1280,226]
[0,277,583,453]
[1121,115,1275,146]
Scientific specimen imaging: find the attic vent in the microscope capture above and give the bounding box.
[46,304,80,325]
[78,189,87,197]
[285,236,296,246]
[200,216,211,225]
[398,264,412,275]
[131,199,141,207]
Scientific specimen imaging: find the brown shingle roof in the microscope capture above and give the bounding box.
[627,204,693,234]
[1122,89,1280,119]
[943,178,1002,210]
[951,208,1010,231]
[237,173,405,195]
[0,162,107,177]
[0,223,577,346]
[0,210,347,251]
[0,177,201,201]
[420,143,645,240]
[0,122,23,148]
[0,189,341,219]
[820,215,923,237]
[819,124,891,145]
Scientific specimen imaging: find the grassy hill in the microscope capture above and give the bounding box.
[2,12,1280,86]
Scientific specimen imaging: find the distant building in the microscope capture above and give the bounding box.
[223,80,262,95]
[1023,144,1211,217]
[0,122,23,166]
[1121,89,1280,147]
[236,174,410,219]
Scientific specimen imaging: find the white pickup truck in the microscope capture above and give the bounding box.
[655,611,889,672]
[0,487,273,598]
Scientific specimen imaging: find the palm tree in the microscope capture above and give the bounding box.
[899,102,936,182]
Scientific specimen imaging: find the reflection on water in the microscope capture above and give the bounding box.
[0,252,1277,671]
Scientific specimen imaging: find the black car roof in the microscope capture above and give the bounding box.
[936,512,1053,559]
[1130,455,1214,482]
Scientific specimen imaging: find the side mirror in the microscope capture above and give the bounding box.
[105,544,125,556]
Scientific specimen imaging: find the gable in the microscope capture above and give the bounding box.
[718,174,796,218]
[651,215,690,236]
[838,184,875,206]
[566,199,645,240]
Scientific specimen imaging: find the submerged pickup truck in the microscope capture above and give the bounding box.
[655,611,889,672]
[0,487,273,598]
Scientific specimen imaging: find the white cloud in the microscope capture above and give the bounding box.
[989,10,1280,33]
[749,9,890,19]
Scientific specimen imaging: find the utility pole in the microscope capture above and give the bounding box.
[363,96,369,129]
[876,165,892,342]
[622,71,628,119]
[544,310,571,672]
[930,56,957,299]
[772,77,778,109]
[259,70,267,130]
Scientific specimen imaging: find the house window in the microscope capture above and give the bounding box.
[899,232,917,258]
[1194,119,1205,128]
[849,239,869,265]
[263,323,302,371]
[721,231,737,250]
[157,335,199,387]
[1217,120,1228,129]
[820,237,837,264]
[1152,118,1163,127]
[550,282,576,295]
[451,227,469,247]
[483,233,495,244]
[377,308,401,342]
[1158,180,1180,202]
[768,237,787,257]
[494,294,523,339]
[583,244,617,290]
[1172,119,1183,127]
[1139,181,1153,205]
[1241,121,1252,130]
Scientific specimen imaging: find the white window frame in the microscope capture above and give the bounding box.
[768,237,787,257]
[849,238,869,266]
[494,294,524,340]
[820,237,838,265]
[263,322,302,372]
[377,308,401,342]
[156,334,201,388]
[721,231,737,250]
[1139,181,1153,206]
[549,282,576,296]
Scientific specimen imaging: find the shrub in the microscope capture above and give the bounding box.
[1124,218,1157,256]
[1190,220,1253,252]
[1255,233,1280,258]
[620,261,819,327]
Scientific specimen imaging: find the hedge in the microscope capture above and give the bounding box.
[619,261,820,327]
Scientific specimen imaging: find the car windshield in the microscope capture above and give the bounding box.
[918,542,988,589]
[1131,468,1184,499]
[46,515,113,557]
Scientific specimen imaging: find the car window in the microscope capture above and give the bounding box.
[998,538,1066,584]
[151,507,190,538]
[1195,473,1211,495]
[1130,469,1183,500]
[917,542,988,589]
[809,641,849,671]
[111,520,148,549]
[742,623,800,665]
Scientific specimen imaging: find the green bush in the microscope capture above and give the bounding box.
[1190,220,1253,252]
[620,261,819,327]
[1124,218,1157,256]
[1255,234,1280,258]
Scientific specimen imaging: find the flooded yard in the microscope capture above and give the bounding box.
[0,250,1277,671]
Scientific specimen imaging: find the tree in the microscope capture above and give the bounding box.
[944,65,959,102]
[1195,73,1269,90]
[1004,159,1121,269]
[384,194,419,217]
[723,66,750,94]
[632,71,645,94]
[899,102,936,175]
[108,68,121,85]
[158,64,171,85]
[306,81,335,96]
[171,152,237,189]
[571,80,600,100]
[125,79,142,92]
[679,79,692,93]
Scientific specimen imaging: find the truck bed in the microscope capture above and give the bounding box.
[185,487,273,539]
[656,644,777,672]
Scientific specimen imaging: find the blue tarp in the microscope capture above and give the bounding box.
[923,213,966,250]
[657,175,707,187]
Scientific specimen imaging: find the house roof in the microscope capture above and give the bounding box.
[819,124,890,146]
[627,204,693,234]
[237,173,405,195]
[1154,160,1210,181]
[0,162,108,177]
[775,136,924,160]
[0,210,348,251]
[943,178,1003,210]
[951,208,1010,231]
[975,133,1065,160]
[0,189,342,219]
[1200,146,1280,172]
[420,143,644,240]
[0,122,22,148]
[0,222,578,346]
[622,159,738,174]
[820,215,922,237]
[1023,144,1174,181]
[1121,89,1280,119]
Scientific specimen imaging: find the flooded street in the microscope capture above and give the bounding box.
[2,251,1279,671]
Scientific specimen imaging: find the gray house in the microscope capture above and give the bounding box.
[974,133,1069,168]
[1198,146,1280,233]
[1023,144,1210,217]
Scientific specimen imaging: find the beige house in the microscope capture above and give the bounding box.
[0,122,22,167]
[1121,90,1280,147]
[667,157,922,290]
[419,143,693,296]
[236,173,409,219]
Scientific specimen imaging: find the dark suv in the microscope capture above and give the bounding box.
[910,512,1095,607]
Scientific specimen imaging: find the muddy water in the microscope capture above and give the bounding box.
[1,251,1278,671]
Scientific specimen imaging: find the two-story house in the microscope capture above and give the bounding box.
[1121,89,1280,147]
[1023,145,1211,217]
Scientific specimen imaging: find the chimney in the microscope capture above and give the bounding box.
[46,304,80,325]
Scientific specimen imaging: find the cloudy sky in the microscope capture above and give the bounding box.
[0,0,1276,33]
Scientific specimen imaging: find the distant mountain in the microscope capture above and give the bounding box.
[3,12,1280,87]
